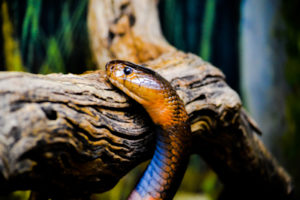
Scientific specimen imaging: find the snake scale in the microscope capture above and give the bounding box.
[106,60,192,200]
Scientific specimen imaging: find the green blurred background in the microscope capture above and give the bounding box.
[0,0,299,199]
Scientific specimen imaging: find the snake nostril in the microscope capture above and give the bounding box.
[105,63,115,72]
[105,63,109,71]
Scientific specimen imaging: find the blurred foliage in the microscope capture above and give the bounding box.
[0,0,95,74]
[0,191,30,200]
[21,0,41,72]
[1,1,24,71]
[159,0,241,93]
[178,156,221,200]
[92,162,148,200]
[199,0,216,61]
[280,0,300,199]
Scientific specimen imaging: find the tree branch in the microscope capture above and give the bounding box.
[0,0,293,199]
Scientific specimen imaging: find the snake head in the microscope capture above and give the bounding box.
[105,60,187,127]
[105,60,167,105]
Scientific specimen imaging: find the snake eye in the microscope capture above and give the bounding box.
[124,67,132,75]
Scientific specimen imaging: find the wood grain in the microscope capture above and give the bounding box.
[0,0,293,199]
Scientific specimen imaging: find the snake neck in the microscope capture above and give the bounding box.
[128,124,191,200]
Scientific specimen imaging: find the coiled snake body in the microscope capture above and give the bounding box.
[106,60,191,200]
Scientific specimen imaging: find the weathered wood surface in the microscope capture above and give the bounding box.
[0,69,153,197]
[88,0,175,69]
[0,0,293,199]
[0,51,293,199]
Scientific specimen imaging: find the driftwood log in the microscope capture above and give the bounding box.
[0,0,293,199]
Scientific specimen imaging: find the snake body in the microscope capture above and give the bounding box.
[106,60,191,200]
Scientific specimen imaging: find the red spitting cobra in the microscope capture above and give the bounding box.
[106,60,192,200]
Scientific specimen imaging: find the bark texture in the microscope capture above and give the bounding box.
[0,0,293,199]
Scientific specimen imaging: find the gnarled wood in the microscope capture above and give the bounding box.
[88,0,174,69]
[0,0,293,199]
